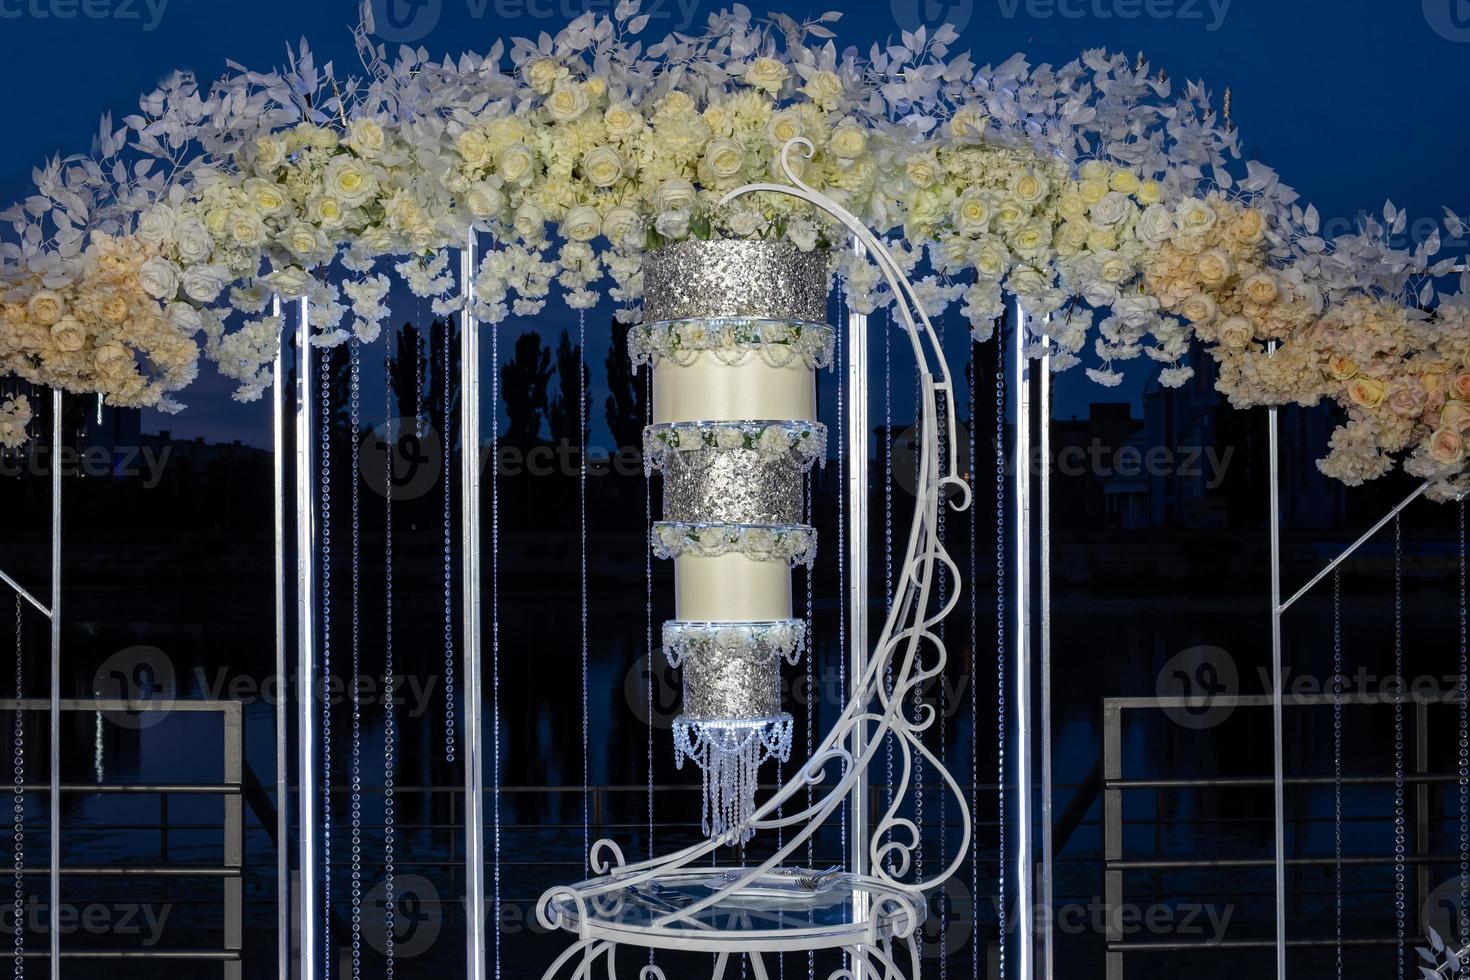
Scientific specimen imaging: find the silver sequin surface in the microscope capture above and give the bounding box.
[643,239,832,324]
[663,449,804,524]
[679,641,783,720]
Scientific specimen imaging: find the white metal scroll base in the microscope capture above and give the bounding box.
[535,138,974,978]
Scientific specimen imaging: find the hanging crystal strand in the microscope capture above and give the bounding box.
[382,349,398,979]
[836,289,847,866]
[937,322,948,980]
[320,345,335,978]
[914,369,924,899]
[994,323,1007,980]
[12,596,23,979]
[644,366,654,854]
[443,326,457,764]
[969,336,980,980]
[1332,569,1342,980]
[1459,499,1468,950]
[491,310,504,980]
[884,310,895,875]
[416,331,426,440]
[347,339,364,980]
[580,308,590,875]
[1393,514,1405,980]
[805,468,814,980]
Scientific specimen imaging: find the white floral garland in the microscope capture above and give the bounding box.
[0,395,31,450]
[627,319,835,371]
[0,7,1467,494]
[652,521,817,568]
[642,420,826,472]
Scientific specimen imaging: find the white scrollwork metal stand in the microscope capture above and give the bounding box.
[536,139,974,979]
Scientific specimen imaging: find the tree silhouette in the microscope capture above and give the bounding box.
[500,332,552,450]
[548,329,589,445]
[604,319,646,454]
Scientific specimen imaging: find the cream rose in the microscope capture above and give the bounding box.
[1179,293,1219,325]
[228,210,266,247]
[1136,205,1176,249]
[1346,376,1387,409]
[94,342,133,382]
[1011,171,1049,206]
[602,206,641,247]
[703,138,746,179]
[562,206,602,242]
[803,69,844,108]
[1429,427,1465,465]
[1328,356,1358,381]
[137,205,177,248]
[513,203,545,241]
[1218,316,1255,350]
[1089,191,1132,229]
[49,316,85,353]
[1177,199,1219,234]
[1077,179,1108,206]
[307,196,347,231]
[1135,180,1162,205]
[949,108,986,138]
[1098,254,1132,284]
[244,178,290,217]
[974,238,1011,278]
[26,291,63,326]
[744,57,789,95]
[1452,373,1470,400]
[254,136,285,171]
[182,265,231,303]
[1243,271,1279,305]
[905,156,937,189]
[1441,402,1470,433]
[1195,249,1234,288]
[99,294,129,324]
[281,221,329,262]
[1109,169,1140,195]
[1230,209,1268,246]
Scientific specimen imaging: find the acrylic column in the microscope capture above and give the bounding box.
[634,239,833,842]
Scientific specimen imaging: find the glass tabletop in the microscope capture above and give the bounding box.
[547,867,925,949]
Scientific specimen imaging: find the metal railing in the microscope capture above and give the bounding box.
[10,698,243,976]
[1103,692,1459,978]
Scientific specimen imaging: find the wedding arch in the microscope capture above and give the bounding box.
[0,5,1468,980]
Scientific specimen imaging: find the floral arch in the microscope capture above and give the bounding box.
[0,5,1467,498]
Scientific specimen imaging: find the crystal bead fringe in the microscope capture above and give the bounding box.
[319,344,334,978]
[995,320,1007,980]
[1460,499,1468,949]
[492,309,504,980]
[969,333,980,980]
[580,308,590,876]
[348,339,363,980]
[382,347,397,978]
[1332,569,1342,980]
[673,716,794,843]
[442,325,457,765]
[1393,515,1405,979]
[11,596,23,979]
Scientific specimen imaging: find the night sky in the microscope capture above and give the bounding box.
[1,0,1467,445]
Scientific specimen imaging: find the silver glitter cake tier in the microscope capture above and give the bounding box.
[642,239,832,325]
[678,640,784,720]
[662,448,804,525]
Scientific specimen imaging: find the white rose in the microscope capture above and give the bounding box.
[280,221,330,262]
[497,144,535,184]
[602,206,642,247]
[465,181,505,219]
[545,82,589,123]
[347,118,387,158]
[715,426,745,450]
[562,206,602,242]
[1081,280,1121,308]
[656,179,698,214]
[25,291,63,327]
[603,103,643,139]
[173,218,213,264]
[829,125,867,160]
[1010,171,1050,207]
[1088,191,1133,229]
[973,237,1011,278]
[93,342,133,381]
[525,57,563,95]
[139,256,181,299]
[1176,199,1218,234]
[726,209,766,238]
[1113,296,1159,329]
[244,178,291,217]
[263,266,312,299]
[758,426,790,454]
[803,69,844,108]
[182,264,232,303]
[582,146,624,188]
[1243,271,1279,305]
[703,138,746,179]
[766,110,803,146]
[654,211,690,240]
[952,191,992,236]
[324,157,378,208]
[1135,204,1176,249]
[253,136,285,171]
[457,130,492,169]
[513,203,546,241]
[1098,254,1133,284]
[137,205,177,248]
[786,218,817,252]
[1179,292,1219,324]
[307,196,348,231]
[744,57,789,95]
